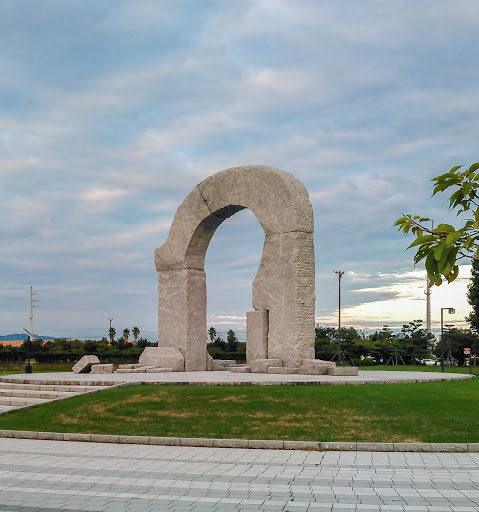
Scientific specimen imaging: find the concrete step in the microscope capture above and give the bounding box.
[0,396,51,407]
[0,389,75,400]
[0,382,106,392]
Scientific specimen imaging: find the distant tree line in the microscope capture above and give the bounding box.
[0,337,156,364]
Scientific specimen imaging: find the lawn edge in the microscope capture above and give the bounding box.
[0,429,476,452]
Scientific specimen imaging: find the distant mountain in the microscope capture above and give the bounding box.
[0,334,62,341]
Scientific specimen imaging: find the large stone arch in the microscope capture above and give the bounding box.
[155,165,315,371]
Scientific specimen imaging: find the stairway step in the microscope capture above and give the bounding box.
[0,382,106,392]
[0,397,51,407]
[0,389,75,400]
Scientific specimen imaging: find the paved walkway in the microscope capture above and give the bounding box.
[0,438,478,512]
[1,370,473,386]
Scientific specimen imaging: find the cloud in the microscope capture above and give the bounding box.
[1,1,479,339]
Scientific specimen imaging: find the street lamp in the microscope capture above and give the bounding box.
[440,307,455,373]
[334,270,345,366]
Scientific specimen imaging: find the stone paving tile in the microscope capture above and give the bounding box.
[0,439,478,511]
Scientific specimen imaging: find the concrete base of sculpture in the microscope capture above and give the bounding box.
[328,366,359,376]
[72,355,100,374]
[138,347,184,372]
[91,364,114,374]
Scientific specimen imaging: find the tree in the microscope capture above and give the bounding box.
[123,328,130,343]
[395,162,479,285]
[226,329,239,352]
[108,327,116,345]
[208,327,217,343]
[132,326,140,343]
[467,258,479,333]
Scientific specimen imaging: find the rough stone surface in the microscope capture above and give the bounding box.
[154,165,316,371]
[205,351,213,370]
[327,366,359,376]
[139,347,184,372]
[250,358,282,373]
[72,355,100,374]
[229,366,251,373]
[303,358,336,368]
[298,364,329,375]
[90,364,114,374]
[246,310,269,363]
[268,367,299,374]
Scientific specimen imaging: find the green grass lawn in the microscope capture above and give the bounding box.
[361,364,479,375]
[0,377,478,443]
[0,362,73,375]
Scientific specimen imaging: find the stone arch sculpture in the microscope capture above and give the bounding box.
[154,165,315,371]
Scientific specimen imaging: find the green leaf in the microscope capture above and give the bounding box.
[468,162,479,175]
[445,230,462,245]
[435,224,455,233]
[446,265,459,283]
[433,244,445,261]
[407,235,436,249]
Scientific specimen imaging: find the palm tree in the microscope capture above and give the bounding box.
[108,327,116,345]
[132,326,140,343]
[123,328,130,343]
[208,327,217,343]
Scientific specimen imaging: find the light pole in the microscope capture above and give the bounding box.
[334,270,345,366]
[440,307,455,373]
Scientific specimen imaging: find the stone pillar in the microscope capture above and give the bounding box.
[246,310,269,363]
[158,268,207,371]
[252,231,315,368]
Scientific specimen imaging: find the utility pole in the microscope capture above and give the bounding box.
[108,318,113,330]
[334,270,345,366]
[425,275,432,333]
[29,286,38,335]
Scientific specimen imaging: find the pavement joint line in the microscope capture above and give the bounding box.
[0,430,476,453]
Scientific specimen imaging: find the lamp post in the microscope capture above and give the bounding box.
[440,307,455,373]
[334,270,345,366]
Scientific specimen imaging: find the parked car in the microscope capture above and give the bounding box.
[420,358,437,366]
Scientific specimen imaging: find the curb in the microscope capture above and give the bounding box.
[0,374,474,387]
[0,430,477,452]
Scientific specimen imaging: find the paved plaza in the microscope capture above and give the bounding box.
[0,438,478,512]
[1,370,472,386]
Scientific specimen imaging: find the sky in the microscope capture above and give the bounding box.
[1,1,479,341]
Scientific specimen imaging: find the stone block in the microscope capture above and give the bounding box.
[430,443,467,452]
[206,351,213,370]
[250,358,282,373]
[303,358,336,368]
[149,436,181,446]
[298,365,329,375]
[283,440,321,450]
[91,364,114,374]
[246,310,269,363]
[320,442,357,451]
[327,366,358,376]
[248,439,284,449]
[356,442,394,452]
[267,367,298,374]
[63,433,91,442]
[72,355,100,374]
[118,364,144,369]
[210,359,231,371]
[229,366,251,373]
[213,438,249,448]
[180,437,215,447]
[468,443,479,452]
[145,367,174,373]
[139,347,184,371]
[118,435,149,445]
[393,443,431,452]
